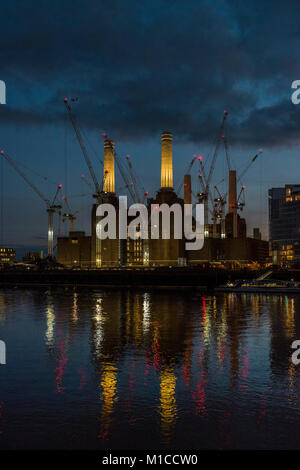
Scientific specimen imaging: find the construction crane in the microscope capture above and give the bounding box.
[213,184,226,238]
[197,111,228,230]
[64,98,101,199]
[115,182,134,196]
[176,155,197,195]
[197,172,214,215]
[65,100,141,204]
[125,155,141,203]
[80,174,94,192]
[219,148,263,204]
[0,150,62,257]
[197,156,215,207]
[235,185,246,211]
[222,135,231,171]
[204,111,228,199]
[198,154,228,238]
[143,191,149,204]
[237,149,263,184]
[62,196,78,232]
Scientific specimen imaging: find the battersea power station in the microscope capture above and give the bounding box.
[57,132,268,268]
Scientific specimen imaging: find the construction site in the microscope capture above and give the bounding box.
[0,102,268,270]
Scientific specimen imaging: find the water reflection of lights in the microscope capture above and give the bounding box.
[45,299,55,348]
[55,334,68,393]
[153,322,161,372]
[133,295,143,342]
[284,297,295,337]
[159,367,177,439]
[93,296,105,353]
[212,296,217,317]
[240,348,249,395]
[72,292,78,322]
[143,293,151,332]
[288,362,296,395]
[251,296,260,317]
[217,307,228,366]
[192,371,207,417]
[98,362,118,440]
[182,346,192,388]
[201,296,211,345]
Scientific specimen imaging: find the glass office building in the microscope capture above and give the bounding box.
[269,185,300,265]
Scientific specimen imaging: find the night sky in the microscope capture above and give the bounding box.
[0,0,300,256]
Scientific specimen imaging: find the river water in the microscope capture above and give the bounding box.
[0,287,300,450]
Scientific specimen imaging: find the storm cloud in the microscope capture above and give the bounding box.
[0,0,300,146]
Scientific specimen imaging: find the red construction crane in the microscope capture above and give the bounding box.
[0,150,62,257]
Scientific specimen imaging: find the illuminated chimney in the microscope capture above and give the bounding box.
[228,170,237,213]
[161,131,173,189]
[184,174,192,204]
[103,139,115,193]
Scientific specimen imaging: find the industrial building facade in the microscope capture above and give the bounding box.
[269,185,300,265]
[57,132,268,268]
[0,247,16,265]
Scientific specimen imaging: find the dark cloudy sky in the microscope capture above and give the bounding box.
[0,0,300,254]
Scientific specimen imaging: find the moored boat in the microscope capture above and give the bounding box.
[215,278,300,293]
